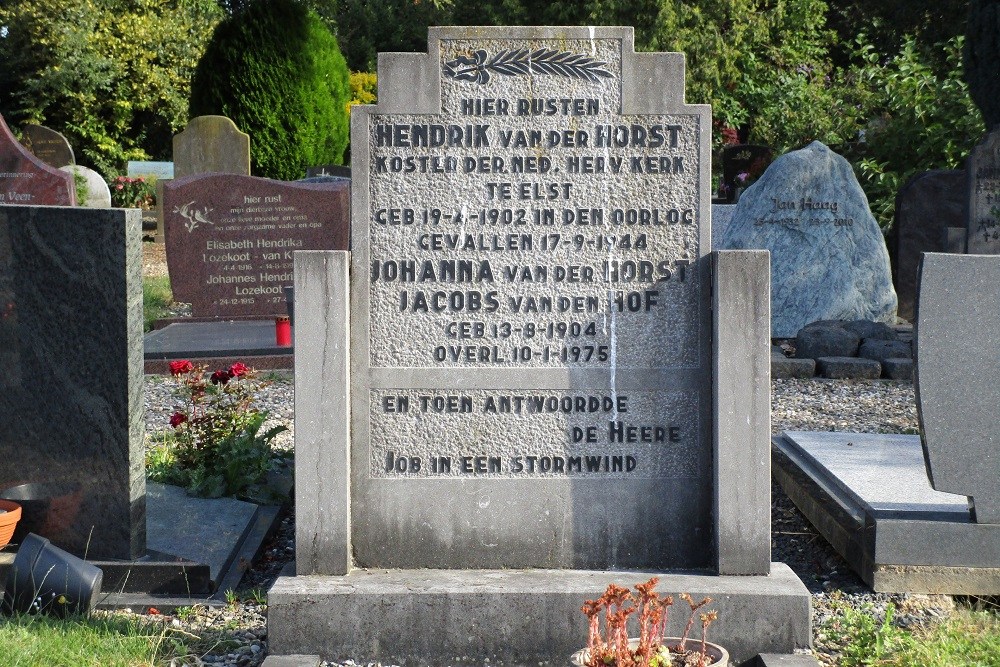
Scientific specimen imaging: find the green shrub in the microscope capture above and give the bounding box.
[349,71,377,112]
[189,0,351,179]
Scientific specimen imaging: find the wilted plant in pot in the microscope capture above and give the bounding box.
[152,360,287,500]
[574,577,727,667]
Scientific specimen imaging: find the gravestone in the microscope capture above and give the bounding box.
[172,116,250,179]
[967,128,1000,254]
[773,252,1000,593]
[60,165,112,208]
[721,143,772,203]
[162,173,349,318]
[127,161,174,181]
[893,169,965,321]
[0,115,76,206]
[268,26,810,666]
[915,253,1000,524]
[0,205,144,560]
[21,124,75,168]
[721,141,897,337]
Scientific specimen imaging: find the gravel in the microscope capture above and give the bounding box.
[140,373,955,667]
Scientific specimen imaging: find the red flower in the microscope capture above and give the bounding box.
[228,362,249,378]
[169,360,194,376]
[169,412,187,428]
[211,369,232,385]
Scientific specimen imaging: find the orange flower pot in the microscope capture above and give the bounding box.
[0,500,22,548]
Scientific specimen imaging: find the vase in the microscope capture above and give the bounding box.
[571,637,730,666]
[0,500,22,549]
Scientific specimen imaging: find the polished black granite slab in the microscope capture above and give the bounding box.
[0,205,145,560]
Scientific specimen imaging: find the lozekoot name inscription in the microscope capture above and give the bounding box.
[163,173,348,318]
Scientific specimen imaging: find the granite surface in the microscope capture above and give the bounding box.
[721,141,897,336]
[0,115,75,206]
[0,205,144,559]
[915,252,1000,524]
[163,173,349,317]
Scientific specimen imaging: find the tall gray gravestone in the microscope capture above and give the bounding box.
[172,116,250,180]
[967,129,1000,254]
[268,27,810,666]
[0,206,144,560]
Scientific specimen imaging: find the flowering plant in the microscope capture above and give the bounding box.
[158,360,286,499]
[579,578,719,667]
[109,175,156,209]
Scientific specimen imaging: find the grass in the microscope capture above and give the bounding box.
[142,274,173,332]
[821,596,1000,666]
[0,612,192,667]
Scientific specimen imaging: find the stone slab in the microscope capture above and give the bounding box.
[916,253,1000,524]
[771,356,815,379]
[892,169,964,321]
[881,358,913,381]
[267,565,812,666]
[146,482,259,586]
[21,124,74,167]
[773,431,1000,593]
[816,356,880,379]
[754,655,820,667]
[0,115,75,206]
[172,115,249,179]
[144,354,292,375]
[349,25,715,572]
[713,250,771,575]
[144,320,294,359]
[163,173,349,318]
[261,657,322,667]
[0,205,143,560]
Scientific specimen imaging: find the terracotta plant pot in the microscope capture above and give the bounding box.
[571,637,730,667]
[0,500,22,549]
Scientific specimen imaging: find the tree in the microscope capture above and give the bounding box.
[964,0,1000,129]
[0,0,223,174]
[189,0,351,179]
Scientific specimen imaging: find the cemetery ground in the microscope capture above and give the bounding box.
[3,243,996,666]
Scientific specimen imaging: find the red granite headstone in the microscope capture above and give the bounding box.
[163,173,349,317]
[0,115,76,206]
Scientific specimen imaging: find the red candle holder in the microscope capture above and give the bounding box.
[275,316,292,347]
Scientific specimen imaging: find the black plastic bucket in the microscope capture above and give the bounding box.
[2,533,102,617]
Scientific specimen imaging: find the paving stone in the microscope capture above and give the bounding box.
[859,339,912,361]
[816,356,881,379]
[772,357,816,379]
[882,357,914,381]
[795,324,860,359]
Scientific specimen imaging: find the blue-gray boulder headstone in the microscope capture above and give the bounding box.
[722,141,897,337]
[916,252,1000,524]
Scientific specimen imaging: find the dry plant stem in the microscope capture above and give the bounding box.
[677,594,712,652]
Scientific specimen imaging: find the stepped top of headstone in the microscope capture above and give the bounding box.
[21,124,75,168]
[722,140,897,337]
[172,115,250,180]
[916,252,1000,524]
[0,114,76,206]
[966,128,1000,254]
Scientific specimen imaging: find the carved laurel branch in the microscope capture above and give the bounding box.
[444,48,613,85]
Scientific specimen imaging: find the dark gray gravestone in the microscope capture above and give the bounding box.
[721,144,772,203]
[915,252,1000,524]
[0,205,144,560]
[721,141,897,337]
[893,169,965,321]
[967,130,1000,254]
[21,124,75,168]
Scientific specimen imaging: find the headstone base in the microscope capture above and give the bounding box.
[144,320,294,373]
[267,566,811,666]
[773,431,1000,594]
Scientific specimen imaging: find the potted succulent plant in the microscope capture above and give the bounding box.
[572,577,729,667]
